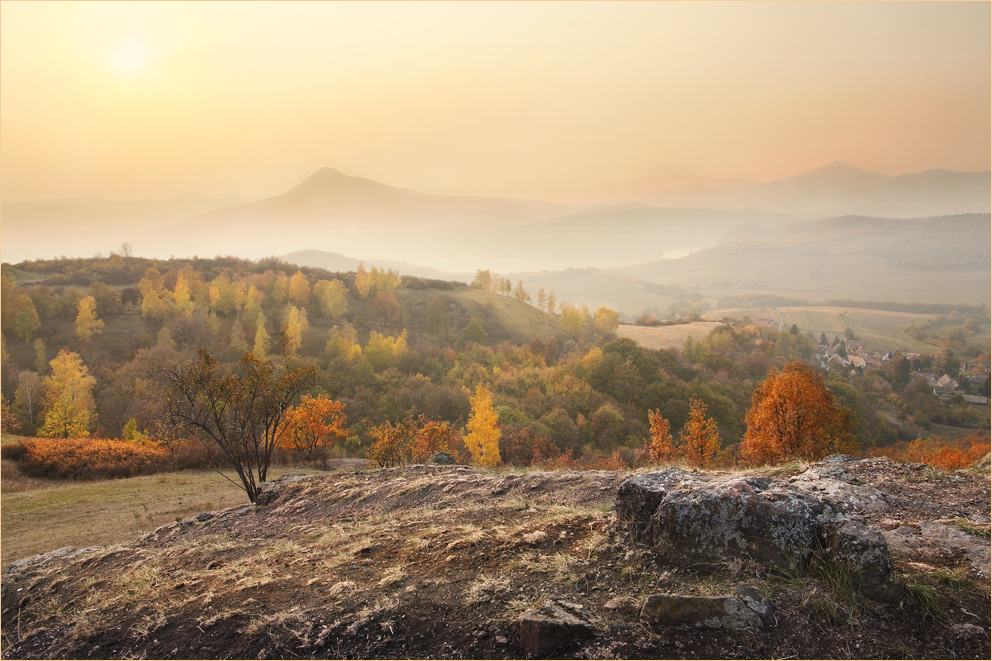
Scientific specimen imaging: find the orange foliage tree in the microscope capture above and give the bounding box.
[638,409,675,464]
[680,397,720,467]
[740,361,857,466]
[277,394,348,460]
[366,416,459,468]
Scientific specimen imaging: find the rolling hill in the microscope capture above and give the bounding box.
[620,213,992,306]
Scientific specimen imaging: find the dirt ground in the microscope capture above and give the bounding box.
[1,461,989,659]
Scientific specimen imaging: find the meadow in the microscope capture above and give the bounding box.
[615,322,723,351]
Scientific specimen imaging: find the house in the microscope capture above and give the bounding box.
[933,374,963,398]
[963,395,989,405]
[847,355,867,369]
[826,354,849,370]
[848,341,866,354]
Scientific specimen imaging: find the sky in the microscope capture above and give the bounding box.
[1,1,989,204]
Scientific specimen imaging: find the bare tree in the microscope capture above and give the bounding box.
[160,350,317,502]
[119,242,134,260]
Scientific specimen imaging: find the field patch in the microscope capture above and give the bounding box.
[616,322,723,350]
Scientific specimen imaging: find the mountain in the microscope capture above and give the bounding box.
[0,193,246,263]
[156,167,566,270]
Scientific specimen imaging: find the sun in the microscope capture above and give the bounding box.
[109,40,150,76]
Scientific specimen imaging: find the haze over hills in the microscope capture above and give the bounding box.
[618,212,992,307]
[0,193,245,262]
[2,162,989,280]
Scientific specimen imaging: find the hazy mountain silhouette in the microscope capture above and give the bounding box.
[653,161,990,217]
[620,213,991,303]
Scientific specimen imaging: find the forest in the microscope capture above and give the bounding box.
[2,253,989,481]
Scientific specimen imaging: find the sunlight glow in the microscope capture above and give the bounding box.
[109,40,150,76]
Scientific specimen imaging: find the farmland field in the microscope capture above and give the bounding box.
[0,464,329,568]
[615,321,723,350]
[705,306,942,354]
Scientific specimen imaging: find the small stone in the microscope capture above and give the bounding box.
[519,607,594,655]
[196,512,214,522]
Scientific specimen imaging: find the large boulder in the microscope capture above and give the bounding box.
[618,470,823,573]
[616,459,906,603]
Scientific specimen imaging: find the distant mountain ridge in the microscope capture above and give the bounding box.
[2,162,988,270]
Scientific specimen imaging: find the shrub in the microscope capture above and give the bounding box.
[18,437,169,480]
[867,431,991,471]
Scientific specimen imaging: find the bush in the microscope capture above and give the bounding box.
[1,440,29,461]
[866,431,991,471]
[18,437,169,480]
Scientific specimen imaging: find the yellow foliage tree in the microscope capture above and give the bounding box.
[463,385,501,467]
[289,270,310,307]
[253,322,271,360]
[75,295,104,340]
[283,306,303,357]
[313,279,348,319]
[40,349,96,438]
[355,262,372,299]
[593,307,620,335]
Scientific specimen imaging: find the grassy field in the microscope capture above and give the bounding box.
[615,321,723,351]
[704,306,942,354]
[0,463,328,569]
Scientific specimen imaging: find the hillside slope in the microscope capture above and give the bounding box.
[2,459,988,659]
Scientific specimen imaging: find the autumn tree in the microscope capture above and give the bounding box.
[462,317,487,343]
[75,296,105,341]
[313,279,348,319]
[639,409,675,464]
[161,350,317,502]
[546,291,556,315]
[283,306,303,357]
[680,397,720,467]
[559,303,583,338]
[366,418,416,468]
[277,394,348,460]
[513,281,531,303]
[40,349,97,438]
[10,294,41,344]
[536,288,546,310]
[14,370,43,434]
[366,416,458,467]
[34,339,48,374]
[1,396,19,435]
[288,270,310,307]
[593,307,620,336]
[355,262,373,299]
[739,361,858,466]
[463,385,501,467]
[253,321,271,361]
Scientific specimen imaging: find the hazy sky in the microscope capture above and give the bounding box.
[1,1,989,204]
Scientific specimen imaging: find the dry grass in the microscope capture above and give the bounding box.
[616,322,724,350]
[0,466,323,568]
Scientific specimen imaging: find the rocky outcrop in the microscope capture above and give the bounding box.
[884,520,991,580]
[617,456,905,603]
